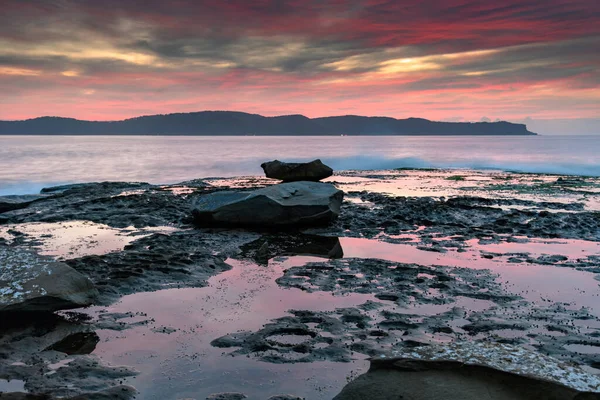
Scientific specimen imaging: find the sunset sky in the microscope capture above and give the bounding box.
[1,0,598,123]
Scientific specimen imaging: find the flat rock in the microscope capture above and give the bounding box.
[192,181,343,227]
[0,246,98,313]
[334,342,600,400]
[261,159,333,182]
[206,393,247,400]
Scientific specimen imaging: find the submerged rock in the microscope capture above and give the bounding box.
[191,181,343,227]
[261,159,333,182]
[0,246,98,312]
[334,342,600,400]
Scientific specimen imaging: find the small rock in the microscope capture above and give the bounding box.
[375,293,400,302]
[261,159,333,182]
[45,331,100,355]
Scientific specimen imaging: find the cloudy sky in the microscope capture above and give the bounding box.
[1,0,598,126]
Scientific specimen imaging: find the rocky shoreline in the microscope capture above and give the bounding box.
[1,166,599,399]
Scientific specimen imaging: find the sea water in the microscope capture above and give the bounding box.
[1,135,599,195]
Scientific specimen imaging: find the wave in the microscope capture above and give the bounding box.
[320,155,600,177]
[0,181,69,196]
[2,156,598,197]
[204,155,600,178]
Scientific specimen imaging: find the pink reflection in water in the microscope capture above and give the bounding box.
[473,238,600,258]
[340,237,600,312]
[88,256,374,399]
[0,221,179,259]
[82,236,600,399]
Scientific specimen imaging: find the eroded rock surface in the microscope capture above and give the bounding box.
[0,195,48,213]
[63,230,255,304]
[0,181,195,228]
[0,312,138,399]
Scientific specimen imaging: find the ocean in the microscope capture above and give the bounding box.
[1,135,599,195]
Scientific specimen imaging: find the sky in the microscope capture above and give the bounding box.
[0,0,599,129]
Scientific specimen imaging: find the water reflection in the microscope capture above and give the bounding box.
[340,237,600,311]
[85,256,372,399]
[240,233,343,264]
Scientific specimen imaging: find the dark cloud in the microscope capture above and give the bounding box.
[0,0,598,120]
[2,0,598,46]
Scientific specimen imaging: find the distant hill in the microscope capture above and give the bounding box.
[0,111,536,135]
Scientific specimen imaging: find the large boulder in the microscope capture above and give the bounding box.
[192,181,343,227]
[0,246,98,313]
[261,159,333,182]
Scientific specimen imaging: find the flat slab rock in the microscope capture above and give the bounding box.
[334,342,600,400]
[191,181,343,227]
[0,246,98,313]
[261,159,333,182]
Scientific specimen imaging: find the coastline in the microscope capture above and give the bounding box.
[1,168,599,398]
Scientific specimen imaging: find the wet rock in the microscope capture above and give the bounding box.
[206,393,247,400]
[261,159,333,182]
[0,246,98,313]
[0,181,191,228]
[374,293,399,302]
[416,245,447,253]
[192,181,343,227]
[461,321,529,334]
[211,316,350,363]
[0,394,47,400]
[0,311,138,400]
[276,258,514,306]
[334,342,600,399]
[40,181,149,195]
[535,254,569,264]
[335,362,597,399]
[318,192,600,244]
[0,386,136,400]
[63,230,245,305]
[556,177,585,186]
[267,396,304,400]
[45,332,100,355]
[0,195,48,213]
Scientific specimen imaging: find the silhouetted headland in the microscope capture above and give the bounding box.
[0,111,536,135]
